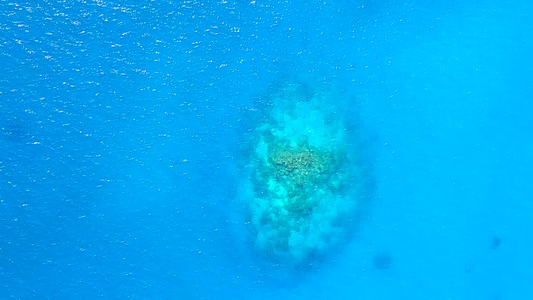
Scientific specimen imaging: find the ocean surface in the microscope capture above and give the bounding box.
[1,0,532,299]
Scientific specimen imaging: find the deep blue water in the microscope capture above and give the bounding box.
[1,0,532,299]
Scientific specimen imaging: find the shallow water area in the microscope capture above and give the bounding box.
[243,77,369,266]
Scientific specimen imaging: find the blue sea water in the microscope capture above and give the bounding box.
[1,0,532,299]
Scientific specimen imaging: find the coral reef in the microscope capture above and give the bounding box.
[247,81,361,265]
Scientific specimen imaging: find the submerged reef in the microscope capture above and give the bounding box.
[247,80,365,265]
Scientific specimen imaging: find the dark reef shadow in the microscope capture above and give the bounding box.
[0,117,34,144]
